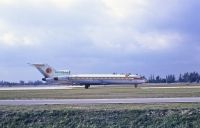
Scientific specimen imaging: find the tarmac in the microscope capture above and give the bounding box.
[1,85,200,90]
[0,97,200,105]
[0,86,79,90]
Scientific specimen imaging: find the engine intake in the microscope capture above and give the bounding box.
[42,78,46,81]
[54,77,58,81]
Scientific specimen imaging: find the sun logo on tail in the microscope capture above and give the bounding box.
[46,68,52,74]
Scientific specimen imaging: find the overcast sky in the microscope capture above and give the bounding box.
[0,0,200,81]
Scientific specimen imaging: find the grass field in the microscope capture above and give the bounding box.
[1,103,200,111]
[0,104,200,128]
[1,85,200,128]
[0,86,200,99]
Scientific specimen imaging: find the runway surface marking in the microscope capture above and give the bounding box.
[0,97,200,105]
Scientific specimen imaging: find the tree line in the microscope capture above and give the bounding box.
[0,80,46,87]
[148,72,200,83]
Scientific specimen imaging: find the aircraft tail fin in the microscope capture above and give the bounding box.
[29,63,56,78]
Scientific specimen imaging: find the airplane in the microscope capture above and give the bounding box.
[29,63,146,89]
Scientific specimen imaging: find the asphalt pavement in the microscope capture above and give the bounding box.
[0,97,200,105]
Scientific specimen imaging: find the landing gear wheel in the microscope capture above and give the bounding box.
[85,84,90,89]
[134,84,138,88]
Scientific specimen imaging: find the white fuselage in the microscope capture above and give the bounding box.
[51,74,146,85]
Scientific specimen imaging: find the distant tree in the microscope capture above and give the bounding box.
[178,74,183,82]
[166,75,175,83]
[148,75,155,83]
[156,76,160,83]
[33,80,43,85]
[148,75,168,83]
[183,72,189,82]
[189,72,199,83]
[19,80,25,85]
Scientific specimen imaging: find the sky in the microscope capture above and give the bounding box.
[0,0,200,82]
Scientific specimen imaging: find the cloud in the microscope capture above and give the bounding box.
[0,0,200,81]
[86,25,183,53]
[0,0,185,52]
[102,0,149,20]
[0,32,40,47]
[134,32,182,51]
[0,0,76,8]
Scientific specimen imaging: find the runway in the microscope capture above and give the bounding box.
[0,86,81,90]
[0,97,200,105]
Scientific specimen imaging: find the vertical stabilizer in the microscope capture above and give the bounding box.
[29,63,56,78]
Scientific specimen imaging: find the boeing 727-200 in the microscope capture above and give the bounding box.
[30,63,146,89]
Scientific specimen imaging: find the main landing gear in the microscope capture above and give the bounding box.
[134,84,138,88]
[85,84,90,89]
